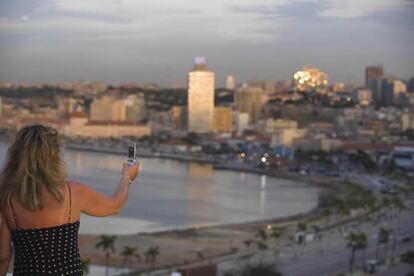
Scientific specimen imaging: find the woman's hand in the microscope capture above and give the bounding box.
[122,162,140,182]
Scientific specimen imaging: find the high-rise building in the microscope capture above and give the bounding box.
[258,118,298,135]
[125,94,146,122]
[365,65,383,87]
[171,106,187,130]
[407,77,414,93]
[234,85,264,124]
[213,106,233,133]
[233,112,249,134]
[90,96,127,121]
[367,78,383,104]
[381,77,407,106]
[392,79,407,106]
[402,112,414,132]
[225,75,235,90]
[354,88,372,106]
[187,57,215,133]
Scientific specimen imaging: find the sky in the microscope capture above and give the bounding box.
[0,0,413,87]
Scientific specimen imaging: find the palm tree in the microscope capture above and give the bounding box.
[364,196,377,219]
[270,227,285,247]
[80,258,91,275]
[196,249,205,261]
[336,201,351,220]
[256,241,268,251]
[322,208,332,227]
[401,250,414,275]
[243,239,254,254]
[297,222,307,232]
[391,195,406,216]
[381,197,392,219]
[255,229,268,242]
[145,246,160,269]
[346,232,366,275]
[312,225,321,241]
[346,232,359,275]
[377,227,392,261]
[121,246,141,272]
[255,239,268,262]
[95,235,117,276]
[358,233,368,272]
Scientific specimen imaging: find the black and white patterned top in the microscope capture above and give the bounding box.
[9,183,82,275]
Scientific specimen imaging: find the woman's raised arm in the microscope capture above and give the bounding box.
[75,162,139,217]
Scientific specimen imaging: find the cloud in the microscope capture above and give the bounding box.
[1,0,410,45]
[318,0,409,19]
[20,15,30,21]
[229,0,410,20]
[0,0,290,44]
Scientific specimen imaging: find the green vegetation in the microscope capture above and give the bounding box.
[401,250,414,275]
[349,150,377,172]
[346,232,368,274]
[377,227,393,261]
[95,235,117,276]
[121,246,141,272]
[297,222,307,232]
[182,132,199,145]
[270,227,285,247]
[255,229,268,241]
[144,246,160,268]
[243,239,254,254]
[322,208,332,227]
[80,258,91,275]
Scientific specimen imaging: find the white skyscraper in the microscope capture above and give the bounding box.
[187,57,215,133]
[225,75,235,90]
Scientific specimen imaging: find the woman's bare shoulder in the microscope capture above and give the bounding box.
[67,180,93,194]
[68,180,83,187]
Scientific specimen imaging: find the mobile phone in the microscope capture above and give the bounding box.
[127,143,137,166]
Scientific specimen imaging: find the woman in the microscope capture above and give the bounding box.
[0,125,139,275]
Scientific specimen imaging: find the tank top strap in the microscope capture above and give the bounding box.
[8,197,19,229]
[66,182,72,223]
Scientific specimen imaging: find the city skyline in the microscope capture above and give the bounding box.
[0,0,413,86]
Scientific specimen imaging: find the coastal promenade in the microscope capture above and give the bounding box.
[218,200,414,276]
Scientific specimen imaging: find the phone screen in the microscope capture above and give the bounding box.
[128,145,136,160]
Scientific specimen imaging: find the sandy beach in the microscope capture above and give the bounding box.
[78,173,366,272]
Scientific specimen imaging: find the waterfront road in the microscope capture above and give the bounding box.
[218,201,414,276]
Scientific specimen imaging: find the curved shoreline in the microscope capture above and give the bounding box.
[65,143,360,196]
[64,144,367,231]
[65,144,218,164]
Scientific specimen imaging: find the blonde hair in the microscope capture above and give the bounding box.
[0,125,67,211]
